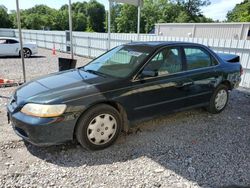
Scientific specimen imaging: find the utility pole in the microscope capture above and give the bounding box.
[68,0,74,59]
[16,0,26,83]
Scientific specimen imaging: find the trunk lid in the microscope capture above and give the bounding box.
[217,53,240,63]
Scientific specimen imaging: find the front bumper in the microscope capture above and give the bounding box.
[7,109,79,146]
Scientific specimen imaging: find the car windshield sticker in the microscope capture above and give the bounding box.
[128,51,143,57]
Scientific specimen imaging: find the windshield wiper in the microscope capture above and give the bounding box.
[83,69,107,77]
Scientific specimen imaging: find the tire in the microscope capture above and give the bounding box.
[207,84,229,114]
[76,104,122,150]
[20,48,32,58]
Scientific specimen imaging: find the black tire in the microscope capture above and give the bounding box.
[20,48,32,58]
[75,104,122,150]
[207,84,229,114]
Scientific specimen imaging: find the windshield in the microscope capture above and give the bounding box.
[83,45,153,78]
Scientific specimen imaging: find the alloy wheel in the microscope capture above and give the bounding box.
[23,49,31,58]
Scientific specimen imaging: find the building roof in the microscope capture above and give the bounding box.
[155,22,250,26]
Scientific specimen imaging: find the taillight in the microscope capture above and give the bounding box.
[240,65,243,76]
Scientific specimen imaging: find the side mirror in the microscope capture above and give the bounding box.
[140,70,157,78]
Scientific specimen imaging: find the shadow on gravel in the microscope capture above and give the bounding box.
[0,56,46,59]
[24,89,250,187]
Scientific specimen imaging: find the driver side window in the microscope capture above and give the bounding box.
[143,47,182,77]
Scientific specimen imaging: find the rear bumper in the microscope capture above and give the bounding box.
[8,110,78,146]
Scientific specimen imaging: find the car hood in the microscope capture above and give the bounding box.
[15,69,115,104]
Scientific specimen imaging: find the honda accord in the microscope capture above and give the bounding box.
[7,42,242,150]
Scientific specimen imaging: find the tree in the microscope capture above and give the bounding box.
[113,0,212,33]
[57,3,88,31]
[141,0,162,33]
[73,13,87,31]
[175,0,210,18]
[107,3,122,33]
[0,6,12,28]
[159,2,184,23]
[227,0,250,22]
[116,4,138,33]
[87,0,105,32]
[4,0,214,32]
[9,10,17,28]
[72,2,88,14]
[53,9,69,30]
[19,5,57,30]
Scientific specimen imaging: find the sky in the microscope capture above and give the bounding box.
[0,0,244,21]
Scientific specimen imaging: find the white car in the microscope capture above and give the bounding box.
[0,37,38,58]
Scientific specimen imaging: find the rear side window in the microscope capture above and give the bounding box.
[184,47,213,70]
[7,39,18,44]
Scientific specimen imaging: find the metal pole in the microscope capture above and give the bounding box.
[16,0,26,83]
[108,0,112,50]
[68,0,74,59]
[137,0,141,41]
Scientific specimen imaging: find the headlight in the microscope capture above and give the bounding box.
[21,103,66,117]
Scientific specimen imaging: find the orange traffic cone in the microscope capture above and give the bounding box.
[52,45,56,55]
[0,78,21,87]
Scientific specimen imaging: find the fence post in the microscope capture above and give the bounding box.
[240,40,246,58]
[211,38,214,48]
[61,34,64,52]
[235,39,239,55]
[35,32,38,44]
[88,37,91,57]
[106,37,109,51]
[44,32,46,49]
[243,50,250,87]
[223,39,226,53]
[229,39,233,53]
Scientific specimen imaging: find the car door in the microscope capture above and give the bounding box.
[181,45,219,107]
[128,46,188,121]
[0,39,9,56]
[6,39,20,55]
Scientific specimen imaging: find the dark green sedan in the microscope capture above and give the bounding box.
[7,42,242,150]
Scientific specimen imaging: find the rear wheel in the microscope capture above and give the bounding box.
[207,84,229,114]
[20,48,32,58]
[76,104,122,150]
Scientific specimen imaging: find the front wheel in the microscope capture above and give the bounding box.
[76,104,122,150]
[207,84,229,114]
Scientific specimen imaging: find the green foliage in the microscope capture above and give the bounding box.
[54,10,69,30]
[7,1,98,32]
[227,0,250,22]
[116,4,138,33]
[86,0,105,32]
[176,0,210,17]
[4,0,214,33]
[141,0,161,33]
[0,6,12,28]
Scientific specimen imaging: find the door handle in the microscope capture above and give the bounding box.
[175,81,193,88]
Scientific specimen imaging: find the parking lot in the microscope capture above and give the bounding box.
[0,48,250,187]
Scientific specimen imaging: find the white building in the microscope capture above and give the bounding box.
[155,22,250,40]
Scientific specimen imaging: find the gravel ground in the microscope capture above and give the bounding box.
[0,48,250,187]
[0,48,90,81]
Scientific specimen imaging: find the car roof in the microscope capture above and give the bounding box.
[125,41,204,49]
[0,37,19,41]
